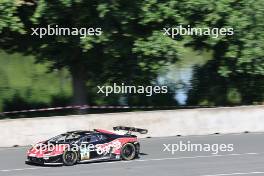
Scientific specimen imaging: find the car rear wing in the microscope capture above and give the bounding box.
[113,126,148,134]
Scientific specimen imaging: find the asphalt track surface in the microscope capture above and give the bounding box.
[1,133,264,176]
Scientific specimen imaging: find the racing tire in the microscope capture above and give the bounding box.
[121,143,136,161]
[62,150,78,166]
[135,143,140,158]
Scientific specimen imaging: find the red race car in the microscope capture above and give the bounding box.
[26,126,148,166]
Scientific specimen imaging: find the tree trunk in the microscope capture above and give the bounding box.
[71,68,87,114]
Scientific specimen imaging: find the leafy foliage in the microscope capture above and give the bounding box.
[0,0,264,109]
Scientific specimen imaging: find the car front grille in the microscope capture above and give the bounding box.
[28,157,44,164]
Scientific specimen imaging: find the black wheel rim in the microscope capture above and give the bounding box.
[123,145,134,158]
[65,152,75,163]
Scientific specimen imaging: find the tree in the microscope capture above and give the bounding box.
[2,0,263,108]
[137,0,264,105]
[0,0,180,108]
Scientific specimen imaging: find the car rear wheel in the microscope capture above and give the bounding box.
[62,150,78,166]
[121,143,136,160]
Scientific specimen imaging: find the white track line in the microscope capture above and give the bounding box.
[0,147,28,151]
[0,152,261,172]
[133,152,260,162]
[0,167,49,172]
[202,171,264,176]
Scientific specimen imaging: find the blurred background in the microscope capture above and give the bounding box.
[0,0,263,118]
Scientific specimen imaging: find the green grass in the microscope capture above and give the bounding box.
[0,50,72,111]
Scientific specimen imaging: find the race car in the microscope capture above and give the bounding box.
[26,126,148,166]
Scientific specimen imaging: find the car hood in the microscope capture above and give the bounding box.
[27,142,69,158]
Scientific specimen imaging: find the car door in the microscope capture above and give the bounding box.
[79,133,109,161]
[89,133,108,159]
[79,135,92,161]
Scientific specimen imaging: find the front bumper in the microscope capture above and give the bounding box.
[27,155,62,165]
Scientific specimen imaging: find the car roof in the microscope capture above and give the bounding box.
[94,129,116,135]
[66,129,117,135]
[66,130,95,135]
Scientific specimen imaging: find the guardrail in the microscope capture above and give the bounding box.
[0,105,264,147]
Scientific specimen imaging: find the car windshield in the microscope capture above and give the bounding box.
[48,133,82,143]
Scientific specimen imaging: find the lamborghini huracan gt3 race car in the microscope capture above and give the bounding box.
[26,126,148,166]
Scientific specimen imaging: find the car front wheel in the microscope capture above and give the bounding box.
[62,150,78,166]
